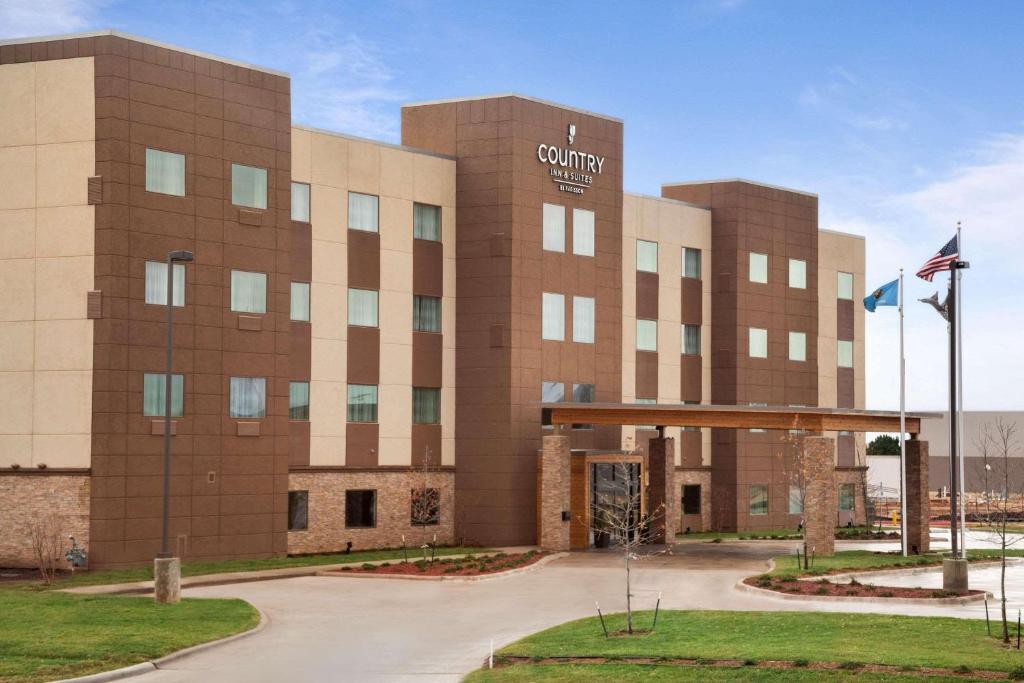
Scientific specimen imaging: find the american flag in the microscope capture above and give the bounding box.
[915,235,959,281]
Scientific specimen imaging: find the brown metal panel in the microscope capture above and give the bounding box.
[412,331,442,387]
[635,351,658,399]
[837,299,855,341]
[347,229,380,290]
[411,424,442,467]
[413,238,443,297]
[680,277,702,325]
[635,271,658,320]
[347,326,380,384]
[837,367,855,409]
[345,423,379,468]
[680,354,702,403]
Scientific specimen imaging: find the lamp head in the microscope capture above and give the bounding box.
[168,250,194,263]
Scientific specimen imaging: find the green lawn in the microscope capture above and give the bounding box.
[39,546,489,589]
[467,663,979,682]
[766,548,1024,577]
[492,610,1024,673]
[0,588,258,683]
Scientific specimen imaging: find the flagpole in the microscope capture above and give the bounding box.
[956,221,967,558]
[898,269,908,557]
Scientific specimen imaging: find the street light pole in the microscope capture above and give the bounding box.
[155,249,193,604]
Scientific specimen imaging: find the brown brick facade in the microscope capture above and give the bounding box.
[0,473,90,567]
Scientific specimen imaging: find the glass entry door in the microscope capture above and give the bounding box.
[590,462,641,548]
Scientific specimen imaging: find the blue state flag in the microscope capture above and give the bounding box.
[863,279,899,312]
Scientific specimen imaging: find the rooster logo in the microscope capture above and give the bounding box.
[567,124,576,145]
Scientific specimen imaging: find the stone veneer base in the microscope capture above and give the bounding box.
[0,473,90,568]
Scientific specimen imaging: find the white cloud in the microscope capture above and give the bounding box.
[0,0,106,39]
[798,66,911,134]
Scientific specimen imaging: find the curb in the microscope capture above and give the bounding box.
[50,607,268,683]
[316,551,566,582]
[734,578,991,605]
[820,557,1024,584]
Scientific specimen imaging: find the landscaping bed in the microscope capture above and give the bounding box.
[341,550,544,577]
[765,549,1024,578]
[744,574,983,600]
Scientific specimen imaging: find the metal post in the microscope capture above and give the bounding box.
[956,224,967,557]
[898,269,907,557]
[948,263,959,558]
[160,253,174,559]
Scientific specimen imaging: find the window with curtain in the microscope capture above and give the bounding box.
[682,247,702,279]
[542,203,565,252]
[572,296,595,344]
[838,272,854,300]
[839,484,856,511]
[143,373,183,417]
[748,402,768,433]
[345,489,376,528]
[413,295,441,332]
[347,384,378,422]
[291,182,310,222]
[288,490,308,531]
[145,148,185,196]
[789,258,807,289]
[230,270,267,314]
[348,192,379,232]
[636,239,658,273]
[571,383,594,430]
[636,319,657,351]
[289,381,310,420]
[789,486,804,514]
[229,377,266,418]
[414,203,441,241]
[231,163,267,209]
[413,387,440,424]
[838,340,854,368]
[749,327,768,358]
[542,292,565,341]
[144,261,185,307]
[682,324,701,355]
[749,484,769,515]
[348,288,379,327]
[572,208,595,257]
[749,252,768,283]
[290,282,310,322]
[789,331,807,362]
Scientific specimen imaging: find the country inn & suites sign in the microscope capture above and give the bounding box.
[537,124,605,195]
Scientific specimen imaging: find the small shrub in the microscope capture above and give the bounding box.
[414,560,428,571]
[815,586,829,595]
[848,577,861,587]
[743,658,757,666]
[341,566,352,571]
[695,658,711,666]
[379,562,390,567]
[953,665,972,674]
[443,566,458,574]
[899,665,918,672]
[838,661,863,670]
[711,538,722,543]
[477,562,488,572]
[361,563,376,570]
[777,574,798,583]
[1009,665,1024,681]
[793,659,809,668]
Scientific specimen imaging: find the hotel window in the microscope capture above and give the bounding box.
[345,490,376,528]
[348,192,379,232]
[414,202,441,241]
[288,490,308,531]
[143,373,184,417]
[682,485,701,515]
[749,327,768,358]
[636,319,657,352]
[839,484,856,512]
[145,148,185,196]
[542,203,565,252]
[749,485,769,516]
[636,239,658,273]
[413,295,441,333]
[572,383,594,430]
[572,296,595,344]
[411,488,440,526]
[682,324,700,356]
[789,331,807,362]
[682,248,702,279]
[749,252,768,284]
[348,288,379,327]
[144,261,185,307]
[413,387,440,424]
[789,486,804,514]
[291,182,310,222]
[231,163,267,209]
[572,208,595,257]
[289,381,310,421]
[542,292,565,341]
[749,402,767,433]
[229,377,266,418]
[347,384,378,423]
[290,282,310,322]
[838,272,854,300]
[634,397,656,430]
[230,270,267,314]
[838,340,854,368]
[789,258,807,289]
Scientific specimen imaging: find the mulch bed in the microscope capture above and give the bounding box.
[341,550,545,577]
[745,575,984,600]
[0,567,44,583]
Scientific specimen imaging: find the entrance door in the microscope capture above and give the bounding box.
[590,462,641,548]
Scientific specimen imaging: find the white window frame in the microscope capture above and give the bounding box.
[542,292,565,341]
[682,247,702,279]
[789,331,807,362]
[838,339,854,368]
[636,319,657,352]
[636,240,658,273]
[231,163,267,209]
[838,272,854,300]
[348,192,379,233]
[681,324,700,356]
[145,261,185,307]
[230,270,267,314]
[291,182,310,222]
[749,327,768,358]
[290,282,310,322]
[749,252,768,284]
[572,295,595,344]
[572,208,595,257]
[542,203,565,253]
[789,258,807,289]
[145,148,185,197]
[348,288,379,327]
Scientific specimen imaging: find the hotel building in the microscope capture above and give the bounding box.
[0,31,865,568]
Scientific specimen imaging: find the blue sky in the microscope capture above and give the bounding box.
[4,0,1023,411]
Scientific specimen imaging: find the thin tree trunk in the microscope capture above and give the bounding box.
[625,552,632,634]
[1002,514,1010,643]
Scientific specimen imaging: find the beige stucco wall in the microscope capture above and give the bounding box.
[818,229,867,462]
[0,57,95,468]
[621,194,712,466]
[294,127,456,466]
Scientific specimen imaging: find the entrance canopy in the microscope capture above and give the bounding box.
[541,403,940,435]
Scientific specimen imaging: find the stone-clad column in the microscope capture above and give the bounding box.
[905,438,930,555]
[647,437,677,544]
[537,435,571,551]
[803,436,837,557]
